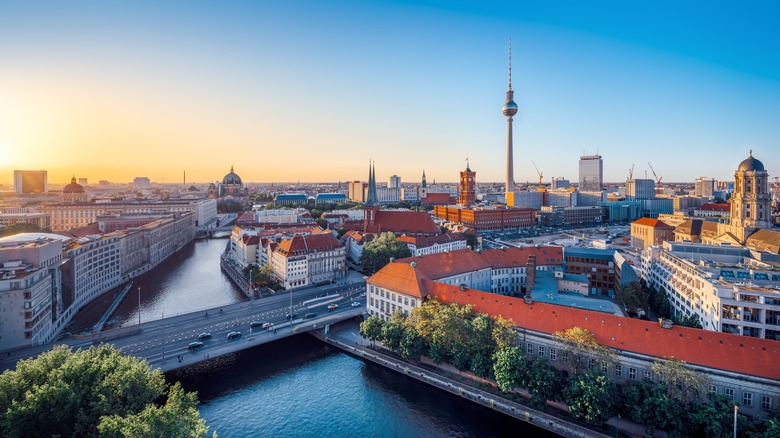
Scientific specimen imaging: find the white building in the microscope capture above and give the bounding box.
[38,200,212,231]
[271,233,346,289]
[250,208,310,224]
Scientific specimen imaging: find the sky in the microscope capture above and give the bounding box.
[1,0,778,186]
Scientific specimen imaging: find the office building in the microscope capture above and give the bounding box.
[695,176,716,198]
[551,177,570,190]
[625,179,655,200]
[133,177,151,190]
[13,170,47,194]
[578,155,603,191]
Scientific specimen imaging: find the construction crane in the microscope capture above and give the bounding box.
[647,162,662,185]
[628,163,635,180]
[532,161,543,189]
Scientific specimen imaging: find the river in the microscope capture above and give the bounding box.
[68,238,557,437]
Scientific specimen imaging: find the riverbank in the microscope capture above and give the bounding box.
[312,321,614,438]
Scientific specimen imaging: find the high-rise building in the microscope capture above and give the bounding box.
[78,178,88,186]
[458,162,476,206]
[694,176,716,198]
[502,41,518,207]
[551,177,570,190]
[388,175,400,189]
[578,155,603,191]
[625,179,655,200]
[133,177,151,190]
[348,181,367,203]
[13,170,47,194]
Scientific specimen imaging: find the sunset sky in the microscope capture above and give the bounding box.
[1,1,778,185]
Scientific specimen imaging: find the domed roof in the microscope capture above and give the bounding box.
[222,166,242,185]
[738,151,765,172]
[63,176,85,193]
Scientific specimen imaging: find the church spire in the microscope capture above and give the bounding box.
[366,160,378,206]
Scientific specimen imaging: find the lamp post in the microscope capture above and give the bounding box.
[161,312,165,364]
[137,287,141,326]
[733,404,738,438]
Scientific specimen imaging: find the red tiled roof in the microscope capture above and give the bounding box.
[59,223,101,238]
[241,234,260,245]
[421,193,456,205]
[697,203,730,212]
[396,232,466,247]
[364,210,440,235]
[632,217,673,228]
[275,232,342,257]
[236,211,255,224]
[431,283,780,381]
[745,229,780,254]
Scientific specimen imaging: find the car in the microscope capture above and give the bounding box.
[249,321,263,328]
[262,322,274,329]
[360,292,366,297]
[304,313,316,318]
[285,313,296,319]
[351,301,361,307]
[197,332,212,340]
[188,341,204,350]
[227,331,241,340]
[328,304,339,311]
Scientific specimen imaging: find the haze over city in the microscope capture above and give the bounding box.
[2,0,778,184]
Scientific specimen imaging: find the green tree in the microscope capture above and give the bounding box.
[687,394,741,438]
[359,231,412,274]
[0,345,212,438]
[492,346,526,393]
[379,310,406,352]
[526,357,565,409]
[398,327,426,361]
[564,369,617,425]
[615,281,647,314]
[553,327,618,375]
[650,356,708,402]
[491,315,518,352]
[465,232,480,249]
[649,286,672,319]
[97,382,213,438]
[673,313,703,329]
[359,315,385,346]
[620,380,686,436]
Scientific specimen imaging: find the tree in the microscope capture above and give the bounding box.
[687,394,741,438]
[673,313,703,329]
[359,315,384,346]
[465,232,480,250]
[650,356,708,402]
[0,345,212,438]
[526,357,565,409]
[649,286,672,319]
[615,281,647,314]
[359,232,412,274]
[552,327,618,375]
[398,327,426,361]
[491,315,517,352]
[564,369,617,425]
[620,380,686,436]
[97,382,212,438]
[379,310,406,352]
[492,346,526,393]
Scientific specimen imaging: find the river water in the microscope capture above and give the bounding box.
[69,238,557,437]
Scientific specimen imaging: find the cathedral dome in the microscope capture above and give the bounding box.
[738,152,765,172]
[222,166,243,185]
[62,176,85,193]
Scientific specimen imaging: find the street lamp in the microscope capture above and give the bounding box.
[137,287,141,326]
[733,404,738,438]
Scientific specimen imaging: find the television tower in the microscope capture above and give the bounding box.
[502,39,518,207]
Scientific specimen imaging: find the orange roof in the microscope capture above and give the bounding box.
[365,210,440,235]
[431,283,780,381]
[275,232,342,257]
[236,211,255,224]
[633,217,673,228]
[396,232,466,247]
[697,203,730,212]
[368,262,427,298]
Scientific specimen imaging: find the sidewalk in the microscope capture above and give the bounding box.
[326,321,664,438]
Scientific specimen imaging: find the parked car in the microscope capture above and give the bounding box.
[285,313,296,319]
[351,301,361,307]
[328,304,339,311]
[360,292,366,297]
[188,341,204,350]
[249,321,263,328]
[304,313,316,318]
[197,332,212,340]
[262,322,274,329]
[227,331,241,340]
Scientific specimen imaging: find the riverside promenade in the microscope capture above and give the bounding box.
[316,321,664,438]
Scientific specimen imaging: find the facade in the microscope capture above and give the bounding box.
[0,213,51,229]
[563,247,617,297]
[315,193,348,205]
[695,176,716,198]
[348,181,367,203]
[396,233,468,257]
[577,190,607,206]
[38,200,213,232]
[252,208,311,224]
[133,177,151,191]
[551,177,570,190]
[0,236,62,350]
[13,170,47,194]
[600,201,642,223]
[271,233,346,289]
[513,190,544,209]
[625,179,655,200]
[630,217,674,250]
[219,166,245,196]
[434,205,535,231]
[539,206,602,228]
[674,195,706,212]
[720,152,773,243]
[693,203,730,219]
[644,242,780,341]
[274,194,308,206]
[578,155,603,191]
[458,164,476,206]
[61,176,87,203]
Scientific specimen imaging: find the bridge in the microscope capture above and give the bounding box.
[1,283,367,373]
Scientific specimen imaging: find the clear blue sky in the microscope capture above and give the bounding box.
[1,0,778,184]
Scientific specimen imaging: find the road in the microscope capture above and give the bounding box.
[1,282,367,373]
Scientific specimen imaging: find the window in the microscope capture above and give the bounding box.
[549,348,557,361]
[708,385,717,394]
[629,367,637,380]
[743,392,753,407]
[643,371,652,380]
[601,361,608,374]
[587,358,595,369]
[526,343,533,355]
[537,346,545,357]
[761,395,772,411]
[725,388,735,401]
[615,364,622,377]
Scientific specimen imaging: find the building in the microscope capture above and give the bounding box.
[458,163,476,206]
[0,236,62,350]
[719,152,773,243]
[625,179,655,200]
[577,190,607,206]
[502,43,518,206]
[433,205,535,231]
[641,198,674,219]
[13,170,47,194]
[674,195,706,213]
[0,213,51,229]
[693,203,730,219]
[630,217,674,250]
[274,194,308,206]
[219,166,246,196]
[348,181,367,203]
[563,247,617,297]
[644,241,780,341]
[61,176,87,203]
[551,177,570,190]
[133,177,151,191]
[695,176,716,198]
[251,208,311,224]
[396,233,467,257]
[315,193,348,205]
[540,206,602,228]
[271,233,346,289]
[600,201,642,223]
[578,155,603,191]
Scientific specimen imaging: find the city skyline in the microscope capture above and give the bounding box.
[1,1,778,185]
